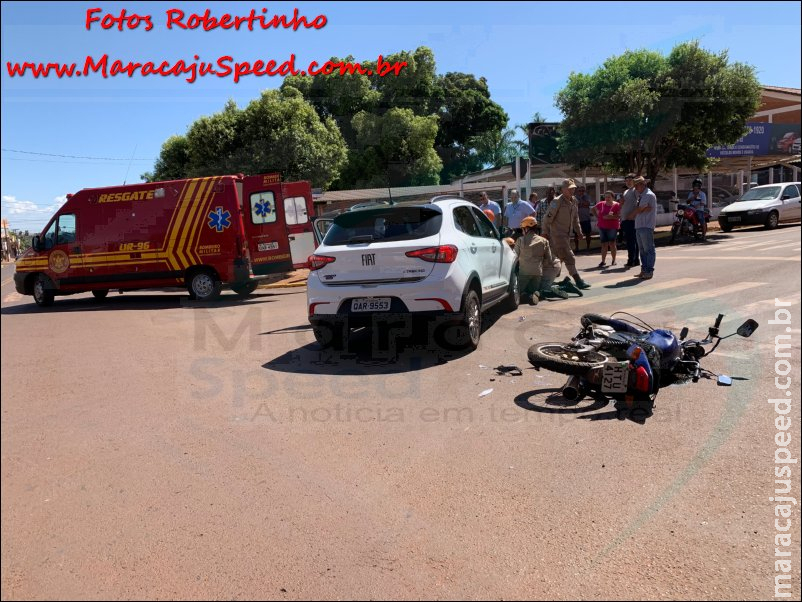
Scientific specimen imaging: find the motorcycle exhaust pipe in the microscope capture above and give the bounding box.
[561,375,583,402]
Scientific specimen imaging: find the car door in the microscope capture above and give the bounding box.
[780,184,801,221]
[452,206,495,296]
[470,206,507,292]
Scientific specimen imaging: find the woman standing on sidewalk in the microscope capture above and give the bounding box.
[592,191,621,267]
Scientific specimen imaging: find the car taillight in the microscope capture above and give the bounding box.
[405,245,458,263]
[308,254,336,271]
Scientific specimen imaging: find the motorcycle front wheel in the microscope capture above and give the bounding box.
[669,222,681,245]
[527,343,613,376]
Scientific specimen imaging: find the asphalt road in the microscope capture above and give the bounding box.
[2,224,801,600]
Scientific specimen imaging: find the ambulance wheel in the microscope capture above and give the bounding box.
[33,274,55,307]
[188,270,222,301]
[232,282,258,297]
[92,289,109,300]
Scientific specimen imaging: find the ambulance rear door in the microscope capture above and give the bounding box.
[241,174,293,275]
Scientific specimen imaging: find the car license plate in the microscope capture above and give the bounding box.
[601,362,629,393]
[351,297,391,312]
[728,216,741,222]
[258,242,279,251]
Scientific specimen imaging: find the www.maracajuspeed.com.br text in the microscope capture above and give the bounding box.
[6,54,408,84]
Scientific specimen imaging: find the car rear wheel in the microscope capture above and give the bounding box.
[312,321,345,350]
[765,211,779,230]
[436,289,481,352]
[232,282,258,297]
[719,222,733,233]
[92,289,109,300]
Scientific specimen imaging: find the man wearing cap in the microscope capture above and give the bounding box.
[541,178,591,290]
[502,189,535,240]
[513,216,552,305]
[630,176,657,280]
[620,173,640,268]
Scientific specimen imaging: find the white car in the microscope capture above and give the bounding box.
[307,196,520,351]
[717,182,801,232]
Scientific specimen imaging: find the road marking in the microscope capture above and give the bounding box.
[1,277,11,287]
[568,277,706,308]
[758,243,799,252]
[658,255,800,261]
[627,282,764,314]
[3,292,23,303]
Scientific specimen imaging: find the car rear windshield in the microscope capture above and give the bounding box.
[737,186,781,201]
[324,207,442,245]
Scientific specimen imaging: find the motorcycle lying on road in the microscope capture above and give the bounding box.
[527,312,758,418]
[670,204,710,244]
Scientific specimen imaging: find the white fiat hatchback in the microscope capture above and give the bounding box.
[307,197,520,351]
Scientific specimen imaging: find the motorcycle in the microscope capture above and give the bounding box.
[526,312,758,418]
[670,203,710,244]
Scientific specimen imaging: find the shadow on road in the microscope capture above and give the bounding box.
[514,388,652,424]
[0,290,297,315]
[263,308,510,376]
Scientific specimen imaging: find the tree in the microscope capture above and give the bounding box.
[143,90,348,188]
[555,41,762,184]
[432,72,508,182]
[471,128,519,168]
[283,47,507,186]
[338,108,442,188]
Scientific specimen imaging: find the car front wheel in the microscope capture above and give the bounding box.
[765,211,779,230]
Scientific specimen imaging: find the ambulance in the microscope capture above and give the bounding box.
[14,173,316,306]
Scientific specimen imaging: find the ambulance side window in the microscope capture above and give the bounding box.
[43,221,57,250]
[250,192,277,225]
[57,214,76,245]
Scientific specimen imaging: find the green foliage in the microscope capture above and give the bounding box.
[339,108,442,188]
[556,41,762,183]
[143,92,347,188]
[284,47,507,187]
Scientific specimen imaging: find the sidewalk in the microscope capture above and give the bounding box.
[257,268,310,289]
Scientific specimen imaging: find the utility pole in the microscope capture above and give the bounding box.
[1,218,9,262]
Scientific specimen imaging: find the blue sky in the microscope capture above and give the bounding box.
[2,0,800,232]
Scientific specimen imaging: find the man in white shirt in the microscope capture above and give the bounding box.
[478,192,501,224]
[502,189,535,239]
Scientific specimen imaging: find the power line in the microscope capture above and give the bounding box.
[2,148,153,161]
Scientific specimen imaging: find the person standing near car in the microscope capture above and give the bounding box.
[503,189,535,240]
[478,191,501,225]
[542,178,591,290]
[631,176,657,280]
[620,173,640,268]
[687,178,708,240]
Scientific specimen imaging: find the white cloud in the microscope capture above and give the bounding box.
[1,194,67,230]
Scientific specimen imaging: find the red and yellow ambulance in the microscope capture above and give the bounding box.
[14,172,316,306]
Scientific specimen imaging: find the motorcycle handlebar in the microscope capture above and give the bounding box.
[714,314,724,329]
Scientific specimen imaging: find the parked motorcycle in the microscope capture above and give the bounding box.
[527,312,758,418]
[670,203,710,244]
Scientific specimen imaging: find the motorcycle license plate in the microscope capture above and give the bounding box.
[601,362,629,393]
[351,297,391,312]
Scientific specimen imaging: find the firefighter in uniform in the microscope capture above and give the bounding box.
[541,178,591,290]
[513,216,552,305]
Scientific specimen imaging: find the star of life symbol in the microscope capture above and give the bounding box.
[255,199,273,218]
[208,207,232,232]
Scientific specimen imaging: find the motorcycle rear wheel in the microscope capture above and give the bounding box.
[527,343,613,376]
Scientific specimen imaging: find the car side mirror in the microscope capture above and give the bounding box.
[31,235,42,252]
[737,319,759,338]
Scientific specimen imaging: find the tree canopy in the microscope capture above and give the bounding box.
[142,89,347,188]
[555,41,762,183]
